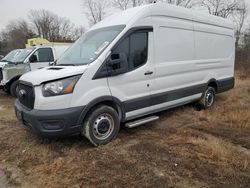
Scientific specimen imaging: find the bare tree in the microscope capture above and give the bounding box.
[152,0,194,7]
[71,26,86,40]
[199,0,244,18]
[1,19,35,53]
[236,27,250,62]
[231,0,247,47]
[49,17,76,42]
[112,0,157,10]
[113,0,131,10]
[83,0,109,26]
[29,10,54,39]
[29,9,77,42]
[111,0,194,10]
[176,0,194,7]
[132,0,145,7]
[196,0,247,48]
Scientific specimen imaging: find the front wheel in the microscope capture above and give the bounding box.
[197,86,216,109]
[3,85,10,95]
[10,80,19,97]
[82,105,120,146]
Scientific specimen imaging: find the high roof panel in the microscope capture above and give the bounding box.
[90,3,234,31]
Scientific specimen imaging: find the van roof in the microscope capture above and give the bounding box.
[91,3,234,31]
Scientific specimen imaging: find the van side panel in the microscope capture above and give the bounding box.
[154,17,195,63]
[193,22,235,83]
[132,13,234,120]
[150,16,202,105]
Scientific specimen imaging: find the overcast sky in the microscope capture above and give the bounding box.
[0,0,88,30]
[0,0,250,31]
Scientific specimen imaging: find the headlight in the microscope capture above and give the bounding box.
[42,75,81,97]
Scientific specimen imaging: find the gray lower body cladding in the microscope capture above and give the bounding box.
[123,77,235,112]
[15,100,85,137]
[14,77,234,138]
[217,77,235,93]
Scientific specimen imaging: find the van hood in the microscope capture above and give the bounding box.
[20,65,88,85]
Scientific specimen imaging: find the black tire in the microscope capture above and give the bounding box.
[10,80,19,97]
[3,86,10,95]
[82,105,120,146]
[197,86,216,109]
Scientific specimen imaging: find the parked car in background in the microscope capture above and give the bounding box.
[0,45,70,96]
[15,3,235,146]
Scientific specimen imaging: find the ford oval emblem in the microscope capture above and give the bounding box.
[18,89,26,98]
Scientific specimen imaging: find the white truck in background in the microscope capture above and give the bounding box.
[0,45,71,96]
[0,49,23,63]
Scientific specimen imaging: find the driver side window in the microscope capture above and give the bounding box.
[30,48,54,63]
[113,32,148,71]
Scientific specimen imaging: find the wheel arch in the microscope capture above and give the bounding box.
[78,96,126,125]
[5,75,22,91]
[206,79,218,93]
[6,75,22,87]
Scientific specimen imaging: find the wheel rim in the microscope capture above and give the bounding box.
[93,113,114,140]
[205,90,214,107]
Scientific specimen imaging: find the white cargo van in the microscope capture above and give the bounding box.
[15,3,235,146]
[0,45,70,96]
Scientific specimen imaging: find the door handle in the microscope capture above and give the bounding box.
[144,71,153,75]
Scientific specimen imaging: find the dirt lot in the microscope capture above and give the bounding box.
[0,66,250,188]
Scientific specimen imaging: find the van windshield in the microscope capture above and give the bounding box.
[57,25,125,66]
[11,48,34,63]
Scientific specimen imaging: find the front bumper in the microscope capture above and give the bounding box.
[15,100,85,137]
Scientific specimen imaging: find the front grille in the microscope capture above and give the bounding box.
[0,68,3,81]
[17,82,35,109]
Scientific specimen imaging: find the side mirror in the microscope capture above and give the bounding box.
[107,52,128,76]
[29,54,37,63]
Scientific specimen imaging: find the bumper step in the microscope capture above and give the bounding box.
[125,115,159,128]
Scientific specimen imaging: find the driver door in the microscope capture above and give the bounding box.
[108,29,154,120]
[29,48,54,70]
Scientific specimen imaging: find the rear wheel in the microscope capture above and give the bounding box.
[198,86,216,109]
[82,105,120,146]
[10,80,19,97]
